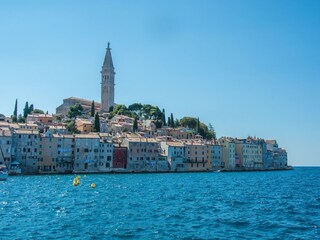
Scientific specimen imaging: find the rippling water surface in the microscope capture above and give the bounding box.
[1,167,320,239]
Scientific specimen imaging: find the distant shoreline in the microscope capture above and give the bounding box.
[9,166,294,176]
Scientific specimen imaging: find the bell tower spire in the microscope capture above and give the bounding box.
[101,42,115,112]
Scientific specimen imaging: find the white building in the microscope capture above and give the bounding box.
[160,141,186,171]
[235,138,263,169]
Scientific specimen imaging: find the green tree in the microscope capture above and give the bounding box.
[128,103,143,111]
[175,119,181,127]
[93,113,100,132]
[180,117,197,129]
[113,104,127,115]
[67,103,83,118]
[142,104,153,119]
[133,117,138,132]
[90,101,95,117]
[23,101,29,118]
[29,104,34,114]
[12,99,18,122]
[170,113,175,128]
[155,120,162,129]
[167,117,171,127]
[178,116,215,140]
[32,109,44,114]
[196,117,200,133]
[55,115,62,122]
[208,123,217,140]
[66,120,80,134]
[162,109,166,126]
[17,114,25,123]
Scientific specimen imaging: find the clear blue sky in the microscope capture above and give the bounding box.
[0,0,319,166]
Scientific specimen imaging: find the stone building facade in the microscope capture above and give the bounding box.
[101,42,115,112]
[56,97,101,116]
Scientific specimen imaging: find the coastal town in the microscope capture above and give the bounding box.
[0,43,289,175]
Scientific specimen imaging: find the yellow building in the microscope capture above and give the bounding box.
[218,137,236,169]
[75,118,93,133]
[235,138,263,169]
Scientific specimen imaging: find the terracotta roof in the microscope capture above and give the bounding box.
[74,134,100,139]
[165,141,185,147]
[127,137,157,143]
[66,97,101,107]
[52,134,74,139]
[0,129,11,137]
[14,129,39,134]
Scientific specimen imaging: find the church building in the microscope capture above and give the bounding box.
[56,43,115,115]
[101,42,115,112]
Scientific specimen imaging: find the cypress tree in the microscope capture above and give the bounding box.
[133,117,138,132]
[29,104,34,114]
[23,102,29,118]
[12,99,18,122]
[196,117,200,133]
[162,109,166,126]
[90,101,95,117]
[93,112,100,132]
[167,117,171,127]
[170,113,175,128]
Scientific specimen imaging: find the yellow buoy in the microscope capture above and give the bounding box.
[91,183,96,188]
[73,177,81,186]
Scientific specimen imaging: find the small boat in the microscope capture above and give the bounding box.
[9,161,21,175]
[0,164,8,181]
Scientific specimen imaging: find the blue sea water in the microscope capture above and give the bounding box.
[1,167,319,240]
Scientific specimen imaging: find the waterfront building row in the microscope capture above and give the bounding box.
[0,127,288,174]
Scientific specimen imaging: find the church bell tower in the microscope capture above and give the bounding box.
[101,42,115,112]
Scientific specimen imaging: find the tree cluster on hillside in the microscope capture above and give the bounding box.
[179,116,216,140]
[108,103,165,125]
[12,99,45,123]
[64,101,217,139]
[67,103,83,119]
